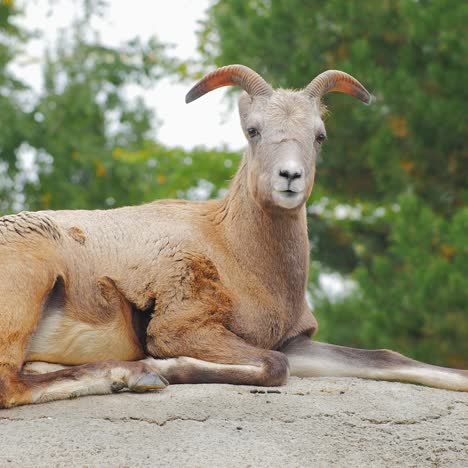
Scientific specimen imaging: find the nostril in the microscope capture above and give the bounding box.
[279,169,290,179]
[279,168,303,180]
[291,170,302,180]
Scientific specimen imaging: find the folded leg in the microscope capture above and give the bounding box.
[2,360,167,408]
[146,320,289,386]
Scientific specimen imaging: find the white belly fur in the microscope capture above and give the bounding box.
[26,308,145,365]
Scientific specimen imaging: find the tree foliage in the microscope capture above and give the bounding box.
[316,194,468,367]
[0,1,238,214]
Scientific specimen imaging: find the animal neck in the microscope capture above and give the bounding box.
[216,157,310,299]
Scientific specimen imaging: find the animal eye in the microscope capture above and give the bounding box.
[316,133,327,144]
[247,127,259,138]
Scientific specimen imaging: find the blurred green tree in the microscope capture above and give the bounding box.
[0,1,239,213]
[199,0,468,366]
[0,0,35,210]
[315,194,468,367]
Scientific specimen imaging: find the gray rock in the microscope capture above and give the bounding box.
[1,377,467,467]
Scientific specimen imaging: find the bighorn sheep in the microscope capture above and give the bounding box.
[0,65,466,408]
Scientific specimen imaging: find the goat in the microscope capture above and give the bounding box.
[0,65,466,408]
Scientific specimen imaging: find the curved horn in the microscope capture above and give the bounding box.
[303,70,372,104]
[185,64,273,104]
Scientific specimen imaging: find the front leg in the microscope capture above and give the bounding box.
[145,321,289,387]
[141,252,289,386]
[280,335,468,392]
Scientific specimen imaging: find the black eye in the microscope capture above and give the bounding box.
[316,133,326,144]
[247,127,259,138]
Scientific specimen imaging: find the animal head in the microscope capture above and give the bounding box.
[186,65,371,211]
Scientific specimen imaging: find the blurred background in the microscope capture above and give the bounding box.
[1,0,466,367]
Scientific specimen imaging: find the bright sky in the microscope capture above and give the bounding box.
[14,0,245,150]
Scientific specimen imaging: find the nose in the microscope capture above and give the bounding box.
[279,167,303,181]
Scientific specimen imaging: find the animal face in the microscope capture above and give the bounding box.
[239,90,326,211]
[185,64,370,213]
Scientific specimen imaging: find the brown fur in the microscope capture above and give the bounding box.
[67,226,86,244]
[0,66,467,407]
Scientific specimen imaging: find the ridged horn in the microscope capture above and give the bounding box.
[303,70,372,104]
[186,64,273,104]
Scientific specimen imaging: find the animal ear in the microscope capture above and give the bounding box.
[303,70,372,104]
[186,65,273,104]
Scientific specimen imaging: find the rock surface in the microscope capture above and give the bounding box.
[1,377,467,467]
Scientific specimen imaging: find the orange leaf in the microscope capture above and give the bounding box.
[41,193,52,209]
[399,160,414,173]
[440,244,456,260]
[447,157,457,174]
[388,116,409,138]
[95,161,106,177]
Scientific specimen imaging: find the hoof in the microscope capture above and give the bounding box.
[131,373,168,393]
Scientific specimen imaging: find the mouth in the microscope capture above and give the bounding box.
[272,189,304,209]
[278,189,303,197]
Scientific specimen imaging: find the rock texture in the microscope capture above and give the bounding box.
[1,377,467,467]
